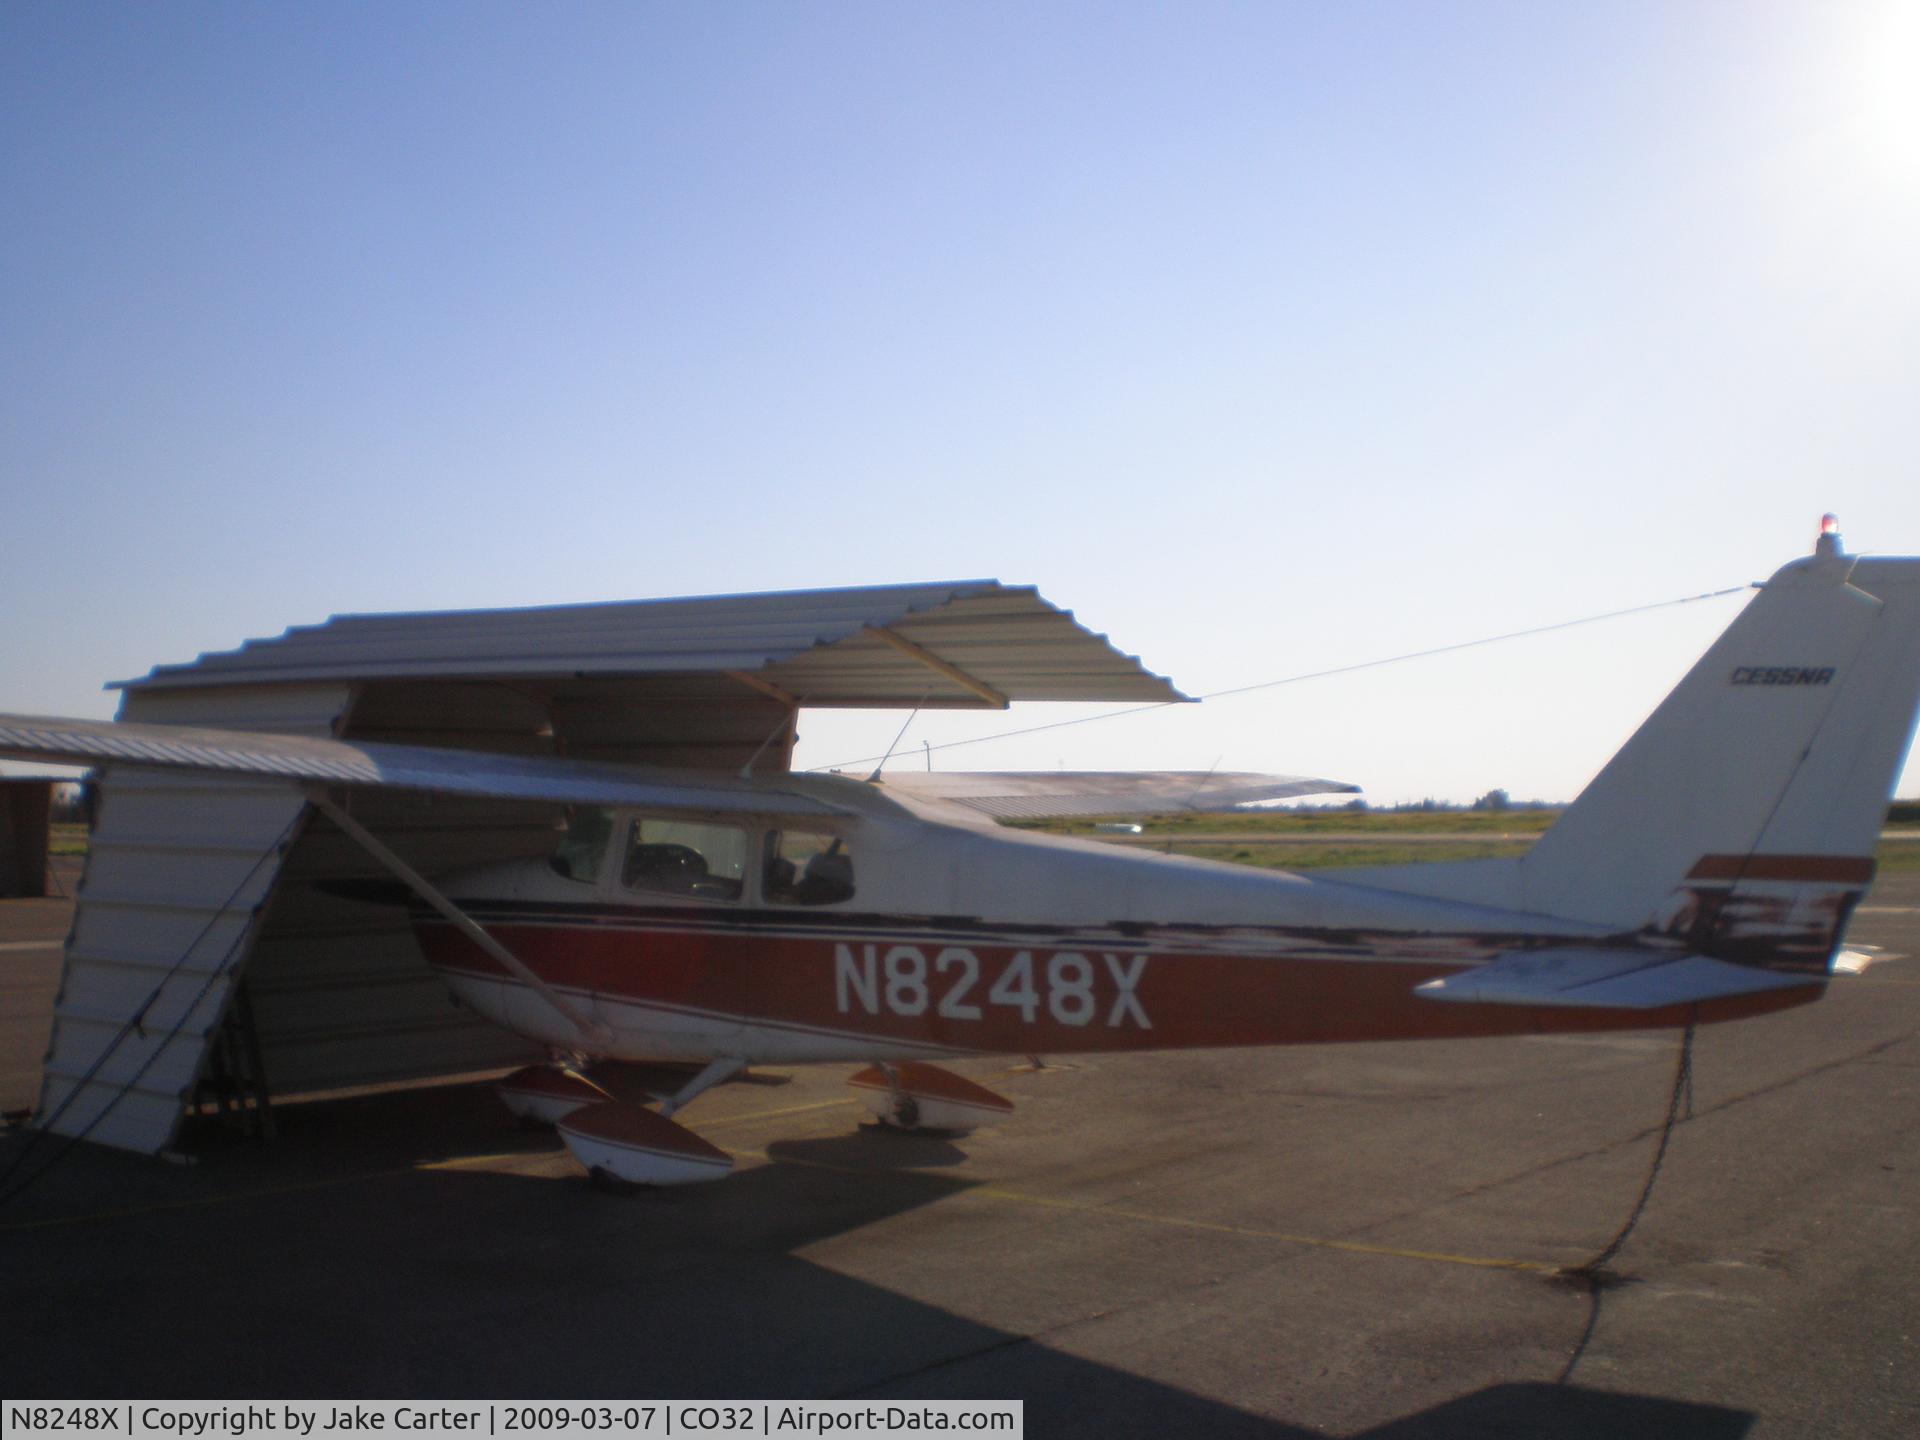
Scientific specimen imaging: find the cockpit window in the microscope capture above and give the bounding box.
[549,807,614,884]
[764,830,855,906]
[622,817,747,901]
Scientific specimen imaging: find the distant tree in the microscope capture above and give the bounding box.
[1471,789,1512,812]
[1341,796,1369,812]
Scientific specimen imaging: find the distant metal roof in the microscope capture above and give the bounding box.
[118,581,1189,708]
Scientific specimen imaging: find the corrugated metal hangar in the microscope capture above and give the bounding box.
[38,581,1185,1156]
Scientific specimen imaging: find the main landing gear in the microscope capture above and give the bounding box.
[494,1057,1016,1188]
[846,1061,1015,1135]
[495,1058,741,1187]
[495,1064,611,1126]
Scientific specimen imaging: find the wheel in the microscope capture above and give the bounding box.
[876,1095,922,1131]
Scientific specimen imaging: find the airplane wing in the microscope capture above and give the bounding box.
[878,769,1359,820]
[0,712,846,818]
[1413,947,1819,1009]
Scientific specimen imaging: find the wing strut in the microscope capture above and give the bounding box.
[306,791,613,1048]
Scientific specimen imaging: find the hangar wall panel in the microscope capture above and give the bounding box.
[36,685,352,1153]
[38,768,312,1154]
[548,678,792,771]
[120,581,1188,707]
[244,681,555,1094]
[46,681,549,1127]
[246,789,548,1094]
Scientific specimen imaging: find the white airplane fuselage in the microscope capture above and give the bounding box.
[415,777,1823,1068]
[7,533,1913,1180]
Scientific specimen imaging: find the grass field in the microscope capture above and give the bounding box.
[1023,808,1920,872]
[1156,840,1535,870]
[42,811,1920,871]
[1020,807,1565,838]
[1156,839,1920,872]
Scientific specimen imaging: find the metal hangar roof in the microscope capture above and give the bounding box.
[116,580,1188,709]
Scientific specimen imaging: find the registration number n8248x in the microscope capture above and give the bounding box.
[833,943,1151,1029]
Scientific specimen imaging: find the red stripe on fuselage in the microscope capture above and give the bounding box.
[413,914,1820,1053]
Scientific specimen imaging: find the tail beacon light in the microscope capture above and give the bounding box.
[1816,512,1844,559]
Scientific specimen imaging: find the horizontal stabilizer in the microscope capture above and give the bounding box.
[1415,947,1820,1009]
[881,769,1358,820]
[0,712,844,818]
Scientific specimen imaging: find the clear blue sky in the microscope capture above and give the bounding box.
[5,2,1917,802]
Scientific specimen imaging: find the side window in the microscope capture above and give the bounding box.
[764,830,855,906]
[549,807,614,884]
[622,817,747,901]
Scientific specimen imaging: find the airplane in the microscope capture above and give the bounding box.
[3,518,1917,1188]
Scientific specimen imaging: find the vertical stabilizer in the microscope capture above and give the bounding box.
[1344,531,1920,974]
[1515,540,1920,951]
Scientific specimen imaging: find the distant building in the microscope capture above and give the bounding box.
[0,778,53,897]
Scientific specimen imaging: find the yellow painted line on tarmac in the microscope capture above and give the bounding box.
[702,1097,861,1131]
[961,1184,1564,1275]
[14,1106,1557,1282]
[413,1100,862,1175]
[415,1150,548,1173]
[731,1142,1559,1277]
[4,1099,869,1228]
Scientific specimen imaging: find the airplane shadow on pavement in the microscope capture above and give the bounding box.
[0,1081,1753,1440]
